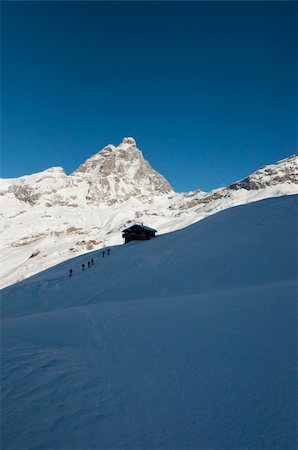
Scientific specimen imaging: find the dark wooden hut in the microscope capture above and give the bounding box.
[122,224,157,244]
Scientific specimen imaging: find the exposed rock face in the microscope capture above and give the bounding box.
[0,138,297,288]
[229,155,298,190]
[10,183,41,205]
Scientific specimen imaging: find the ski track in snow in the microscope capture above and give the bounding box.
[1,195,297,449]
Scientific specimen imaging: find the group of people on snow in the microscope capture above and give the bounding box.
[68,249,110,277]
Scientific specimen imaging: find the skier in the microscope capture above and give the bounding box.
[82,263,85,271]
[69,269,73,277]
[91,258,94,265]
[87,261,91,268]
[107,248,110,256]
[102,250,105,258]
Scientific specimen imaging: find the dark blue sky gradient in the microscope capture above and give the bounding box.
[1,1,296,191]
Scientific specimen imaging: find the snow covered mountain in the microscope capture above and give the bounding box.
[0,137,297,288]
[0,137,173,209]
[72,137,173,205]
[1,196,297,448]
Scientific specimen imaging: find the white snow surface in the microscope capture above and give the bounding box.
[1,195,297,449]
[0,139,297,289]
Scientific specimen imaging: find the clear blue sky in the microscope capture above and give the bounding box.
[1,1,296,192]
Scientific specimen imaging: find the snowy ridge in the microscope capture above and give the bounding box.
[1,196,297,448]
[0,138,297,288]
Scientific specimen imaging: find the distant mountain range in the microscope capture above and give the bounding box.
[1,137,297,288]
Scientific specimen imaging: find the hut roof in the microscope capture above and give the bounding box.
[122,223,157,233]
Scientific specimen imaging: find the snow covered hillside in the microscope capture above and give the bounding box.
[0,137,297,288]
[1,195,297,449]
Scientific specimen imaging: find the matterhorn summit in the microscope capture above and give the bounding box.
[72,137,174,205]
[121,136,137,146]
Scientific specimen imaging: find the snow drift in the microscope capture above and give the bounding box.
[1,195,297,449]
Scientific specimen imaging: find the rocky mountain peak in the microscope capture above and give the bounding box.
[72,137,140,176]
[71,137,174,205]
[121,137,137,146]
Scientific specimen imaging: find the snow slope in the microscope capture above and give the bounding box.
[1,196,297,449]
[0,137,297,289]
